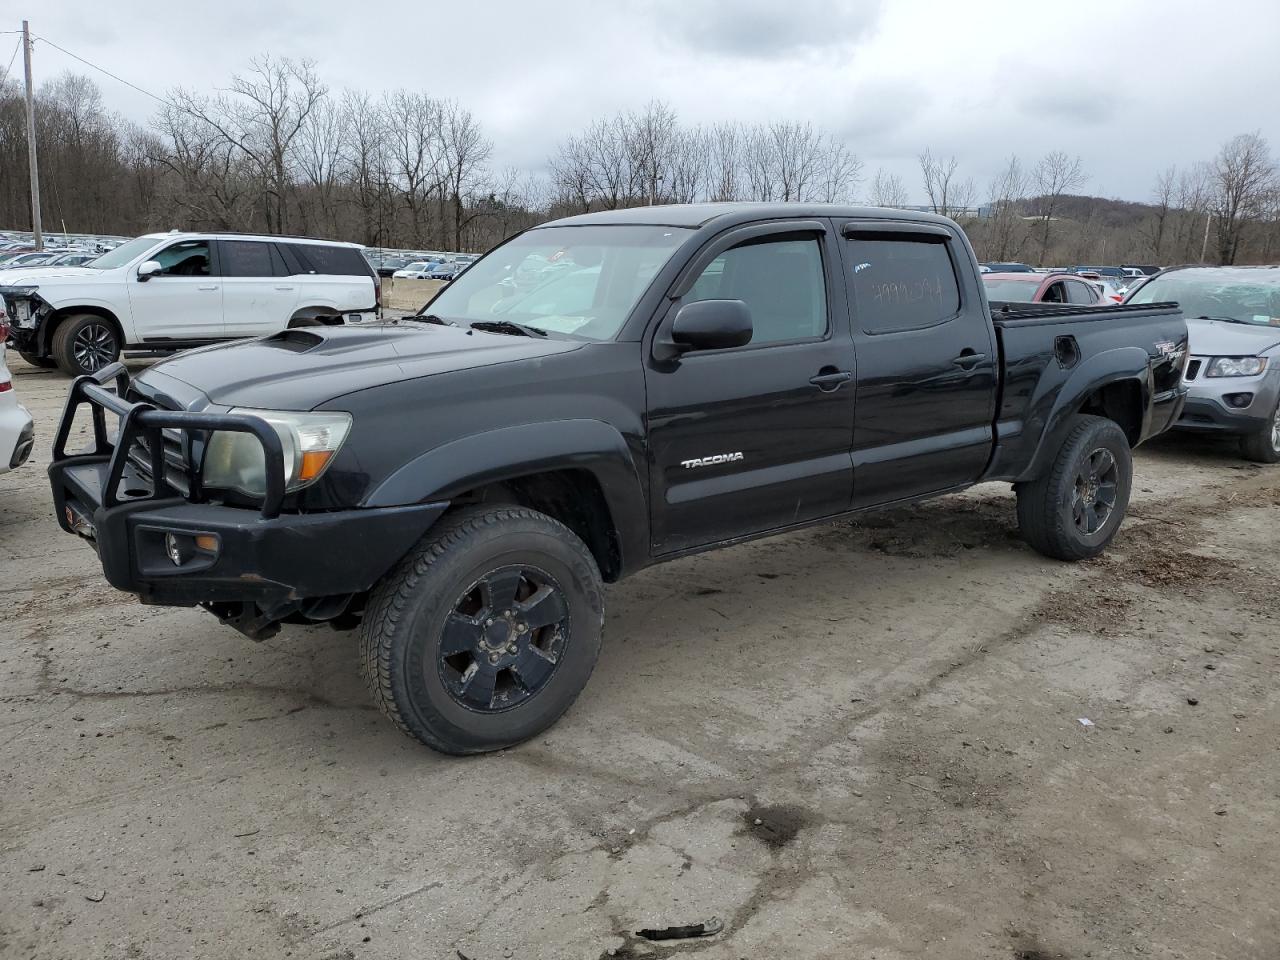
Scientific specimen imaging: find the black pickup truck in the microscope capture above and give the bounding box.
[48,204,1188,754]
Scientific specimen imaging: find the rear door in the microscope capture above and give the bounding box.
[837,221,998,508]
[217,240,297,337]
[644,220,856,554]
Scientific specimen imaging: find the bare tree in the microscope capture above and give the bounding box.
[986,155,1029,261]
[170,56,327,233]
[919,148,976,219]
[1031,151,1086,263]
[1211,132,1276,264]
[441,102,493,250]
[868,168,909,208]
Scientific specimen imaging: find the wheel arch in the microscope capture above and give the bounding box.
[362,419,649,581]
[39,305,125,354]
[289,305,345,326]
[1014,347,1152,483]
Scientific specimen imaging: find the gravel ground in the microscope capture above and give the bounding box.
[1,354,1277,960]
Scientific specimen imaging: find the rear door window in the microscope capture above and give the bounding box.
[219,240,275,277]
[287,244,370,276]
[845,235,961,334]
[1066,280,1097,304]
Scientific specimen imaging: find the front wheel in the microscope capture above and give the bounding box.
[1016,414,1133,561]
[1240,398,1280,464]
[359,505,604,754]
[52,314,121,376]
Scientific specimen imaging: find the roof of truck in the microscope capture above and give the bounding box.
[541,203,957,230]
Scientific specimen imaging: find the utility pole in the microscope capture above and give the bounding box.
[1199,211,1213,264]
[22,20,43,251]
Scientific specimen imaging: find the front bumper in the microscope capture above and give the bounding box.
[1176,365,1280,435]
[48,364,448,631]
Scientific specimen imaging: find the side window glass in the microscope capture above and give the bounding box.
[1043,282,1066,303]
[153,240,210,277]
[1067,280,1094,304]
[846,235,961,334]
[685,237,827,344]
[219,241,275,278]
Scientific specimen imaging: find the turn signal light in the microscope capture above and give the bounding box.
[298,450,334,483]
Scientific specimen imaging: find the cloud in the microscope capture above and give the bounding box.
[646,0,884,58]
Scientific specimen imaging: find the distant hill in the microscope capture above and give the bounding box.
[1022,194,1160,228]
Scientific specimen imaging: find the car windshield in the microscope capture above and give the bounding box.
[424,225,690,340]
[1127,270,1280,325]
[85,236,161,269]
[982,278,1040,301]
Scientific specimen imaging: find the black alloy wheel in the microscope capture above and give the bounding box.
[437,564,570,712]
[1070,447,1119,535]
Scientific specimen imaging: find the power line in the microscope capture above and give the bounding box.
[1,36,19,82]
[32,33,167,104]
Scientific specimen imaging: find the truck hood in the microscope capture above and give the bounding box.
[0,266,101,286]
[142,321,586,410]
[1187,317,1280,356]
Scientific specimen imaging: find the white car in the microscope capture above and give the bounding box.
[0,310,35,475]
[391,261,441,279]
[0,233,380,376]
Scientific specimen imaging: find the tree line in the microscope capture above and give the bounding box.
[0,56,1277,266]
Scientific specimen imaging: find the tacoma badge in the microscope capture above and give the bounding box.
[680,452,744,469]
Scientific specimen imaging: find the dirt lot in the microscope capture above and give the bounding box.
[1,355,1278,960]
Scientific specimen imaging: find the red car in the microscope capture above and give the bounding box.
[982,272,1110,306]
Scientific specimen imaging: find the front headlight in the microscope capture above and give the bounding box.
[1206,356,1267,377]
[202,409,352,499]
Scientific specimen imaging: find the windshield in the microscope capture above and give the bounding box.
[424,224,691,339]
[982,277,1039,301]
[86,235,162,270]
[1128,270,1280,325]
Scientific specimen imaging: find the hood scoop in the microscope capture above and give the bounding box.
[262,328,326,352]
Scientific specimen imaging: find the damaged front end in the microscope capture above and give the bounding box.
[0,285,50,355]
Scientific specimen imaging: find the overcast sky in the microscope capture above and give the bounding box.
[16,0,1280,203]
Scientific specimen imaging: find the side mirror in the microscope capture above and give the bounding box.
[657,299,753,360]
[137,260,162,282]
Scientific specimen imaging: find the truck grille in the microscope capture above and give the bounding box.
[122,390,195,496]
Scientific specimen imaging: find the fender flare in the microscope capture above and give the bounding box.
[1015,345,1152,482]
[362,418,649,573]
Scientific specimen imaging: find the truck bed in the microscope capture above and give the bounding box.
[989,301,1181,326]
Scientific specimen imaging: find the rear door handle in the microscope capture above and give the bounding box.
[952,351,987,369]
[197,284,219,291]
[274,285,296,291]
[809,369,853,391]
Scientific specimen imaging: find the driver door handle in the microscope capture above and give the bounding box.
[952,350,986,369]
[197,284,219,291]
[810,368,853,391]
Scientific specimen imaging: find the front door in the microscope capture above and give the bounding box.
[836,221,998,508]
[645,223,856,554]
[126,238,224,341]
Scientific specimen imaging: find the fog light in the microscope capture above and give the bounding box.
[163,532,219,567]
[1224,392,1254,409]
[165,532,187,566]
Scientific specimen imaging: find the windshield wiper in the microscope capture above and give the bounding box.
[468,319,548,338]
[406,313,455,326]
[1193,315,1251,325]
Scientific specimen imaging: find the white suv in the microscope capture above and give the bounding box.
[0,233,379,376]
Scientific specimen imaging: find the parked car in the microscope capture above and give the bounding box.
[374,257,411,278]
[1121,264,1161,277]
[0,308,35,476]
[1069,265,1127,281]
[0,233,379,376]
[426,263,465,281]
[1125,265,1280,462]
[392,260,442,279]
[984,272,1110,305]
[48,203,1187,753]
[47,253,97,267]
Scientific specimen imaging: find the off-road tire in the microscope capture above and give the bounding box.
[1239,397,1280,464]
[51,313,121,376]
[17,350,56,369]
[1016,414,1133,561]
[359,505,604,755]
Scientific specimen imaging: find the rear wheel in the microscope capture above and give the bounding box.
[52,314,121,376]
[359,505,604,754]
[1016,414,1133,561]
[1240,398,1280,464]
